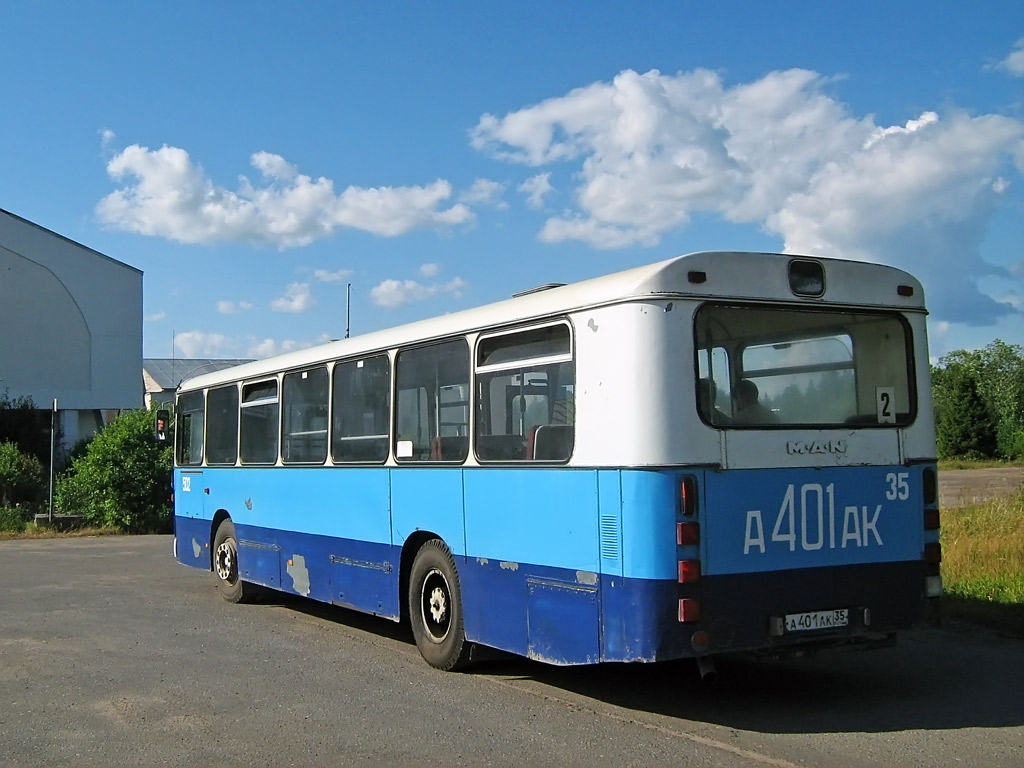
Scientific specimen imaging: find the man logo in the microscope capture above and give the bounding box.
[787,440,847,455]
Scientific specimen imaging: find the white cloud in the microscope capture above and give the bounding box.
[460,178,508,208]
[370,275,467,308]
[271,282,315,313]
[174,331,228,357]
[313,268,354,283]
[472,67,1024,324]
[96,145,474,247]
[145,310,167,322]
[248,333,333,359]
[419,262,440,277]
[518,173,553,209]
[996,38,1024,77]
[217,300,254,314]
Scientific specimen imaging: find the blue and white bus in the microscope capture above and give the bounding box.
[172,251,941,674]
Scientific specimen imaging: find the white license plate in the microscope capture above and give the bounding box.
[784,608,849,633]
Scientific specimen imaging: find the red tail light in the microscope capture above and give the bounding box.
[677,522,700,546]
[680,476,697,517]
[678,559,701,583]
[924,509,940,531]
[678,598,702,622]
[924,542,942,563]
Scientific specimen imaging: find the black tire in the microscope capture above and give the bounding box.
[408,539,472,670]
[212,520,251,603]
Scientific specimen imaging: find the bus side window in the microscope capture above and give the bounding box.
[475,322,574,463]
[395,340,469,463]
[332,354,390,463]
[206,384,239,465]
[176,390,205,466]
[240,380,280,465]
[282,367,329,464]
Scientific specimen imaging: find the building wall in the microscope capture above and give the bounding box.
[0,210,142,412]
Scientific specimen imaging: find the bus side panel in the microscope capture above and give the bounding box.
[599,470,681,661]
[194,467,397,612]
[391,468,467,555]
[461,469,601,662]
[174,515,212,570]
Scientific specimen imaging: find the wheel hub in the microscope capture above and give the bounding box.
[428,586,447,623]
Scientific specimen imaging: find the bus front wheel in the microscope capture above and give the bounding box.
[212,520,251,603]
[408,540,472,670]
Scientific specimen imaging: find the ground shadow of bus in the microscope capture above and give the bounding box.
[473,625,1024,735]
[264,590,1023,736]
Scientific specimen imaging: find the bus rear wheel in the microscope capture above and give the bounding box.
[409,540,472,670]
[212,520,251,603]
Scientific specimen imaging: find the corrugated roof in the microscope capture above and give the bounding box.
[143,359,254,391]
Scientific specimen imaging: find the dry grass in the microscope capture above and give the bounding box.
[941,489,1024,636]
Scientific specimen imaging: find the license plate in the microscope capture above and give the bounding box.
[784,608,849,633]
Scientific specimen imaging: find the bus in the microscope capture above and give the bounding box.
[172,251,941,675]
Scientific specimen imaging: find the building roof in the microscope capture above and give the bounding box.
[0,207,142,275]
[143,359,254,392]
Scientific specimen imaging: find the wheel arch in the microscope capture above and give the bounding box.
[209,509,232,571]
[399,530,443,625]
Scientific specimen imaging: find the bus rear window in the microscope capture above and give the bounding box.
[695,304,914,428]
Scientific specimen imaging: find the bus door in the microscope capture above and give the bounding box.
[174,468,209,568]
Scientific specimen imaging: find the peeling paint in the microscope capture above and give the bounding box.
[477,558,490,565]
[575,570,598,586]
[664,301,674,312]
[587,318,599,333]
[286,554,311,596]
[191,539,201,559]
[499,561,519,571]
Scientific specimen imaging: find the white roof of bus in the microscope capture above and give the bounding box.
[179,251,925,392]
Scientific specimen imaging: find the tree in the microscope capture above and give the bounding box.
[55,408,173,533]
[0,392,56,468]
[934,366,997,459]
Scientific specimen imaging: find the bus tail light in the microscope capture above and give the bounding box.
[924,509,940,531]
[680,477,697,517]
[678,559,701,583]
[924,542,942,564]
[677,522,700,546]
[678,598,702,622]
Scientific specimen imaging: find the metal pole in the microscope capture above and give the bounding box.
[345,283,351,339]
[48,397,57,524]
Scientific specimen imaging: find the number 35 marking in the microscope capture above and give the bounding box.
[885,472,909,501]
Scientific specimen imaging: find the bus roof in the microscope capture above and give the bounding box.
[179,251,925,392]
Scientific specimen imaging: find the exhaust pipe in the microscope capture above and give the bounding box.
[695,655,717,683]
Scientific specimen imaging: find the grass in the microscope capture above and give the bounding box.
[938,458,1024,470]
[0,508,119,540]
[941,489,1024,637]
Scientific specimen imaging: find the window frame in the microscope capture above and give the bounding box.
[474,319,575,464]
[393,338,470,464]
[281,366,330,465]
[331,353,392,464]
[694,302,917,430]
[239,377,281,465]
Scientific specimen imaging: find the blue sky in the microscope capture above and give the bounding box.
[1,1,1022,362]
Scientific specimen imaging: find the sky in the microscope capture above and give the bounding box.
[1,1,1022,363]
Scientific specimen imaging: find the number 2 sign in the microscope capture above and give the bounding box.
[875,386,896,424]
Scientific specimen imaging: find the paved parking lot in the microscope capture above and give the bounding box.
[1,535,1023,767]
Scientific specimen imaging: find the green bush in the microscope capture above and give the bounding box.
[0,506,31,533]
[0,440,45,508]
[55,409,173,533]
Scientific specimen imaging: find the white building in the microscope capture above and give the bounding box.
[0,208,142,449]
